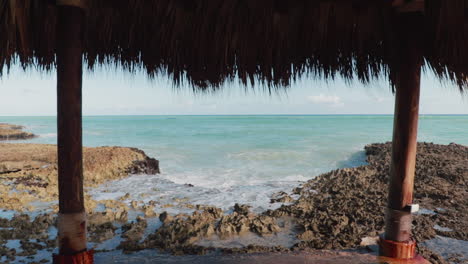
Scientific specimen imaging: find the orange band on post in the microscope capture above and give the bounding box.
[379,235,416,259]
[53,249,94,264]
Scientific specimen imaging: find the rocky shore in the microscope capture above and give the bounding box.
[0,143,159,211]
[0,142,466,263]
[0,124,36,140]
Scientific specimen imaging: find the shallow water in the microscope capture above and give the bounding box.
[422,236,468,262]
[2,115,467,213]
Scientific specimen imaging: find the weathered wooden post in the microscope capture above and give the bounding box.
[54,0,93,263]
[379,4,424,260]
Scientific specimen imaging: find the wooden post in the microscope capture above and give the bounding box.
[379,13,423,260]
[54,1,93,263]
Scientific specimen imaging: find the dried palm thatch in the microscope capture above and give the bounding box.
[0,0,467,91]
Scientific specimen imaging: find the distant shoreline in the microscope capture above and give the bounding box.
[0,123,36,140]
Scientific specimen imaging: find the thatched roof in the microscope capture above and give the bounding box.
[1,0,467,90]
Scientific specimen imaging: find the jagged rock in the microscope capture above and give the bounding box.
[18,240,45,256]
[249,215,281,235]
[142,205,157,217]
[121,216,147,242]
[119,193,131,201]
[0,213,53,241]
[159,212,173,224]
[0,143,160,211]
[88,208,128,226]
[271,142,467,257]
[217,213,249,237]
[145,207,223,253]
[233,203,251,216]
[0,124,36,141]
[297,230,315,241]
[0,244,16,261]
[270,191,294,203]
[88,222,117,243]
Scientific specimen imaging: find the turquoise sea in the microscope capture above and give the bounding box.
[1,115,467,213]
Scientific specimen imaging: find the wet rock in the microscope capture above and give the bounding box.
[417,245,450,264]
[217,213,250,237]
[292,187,303,195]
[173,197,189,203]
[145,207,223,253]
[29,260,49,264]
[0,124,24,130]
[273,142,468,256]
[33,213,55,230]
[446,254,465,264]
[114,216,149,253]
[88,209,128,226]
[183,203,196,209]
[88,222,117,243]
[100,200,130,212]
[116,210,129,222]
[119,193,131,201]
[144,204,284,254]
[0,214,52,240]
[0,124,36,141]
[221,245,289,254]
[249,215,281,235]
[36,238,55,248]
[0,244,16,261]
[18,240,45,256]
[159,212,173,224]
[0,143,160,210]
[117,240,145,253]
[142,205,157,217]
[297,230,315,241]
[127,148,160,175]
[88,212,111,226]
[270,191,294,203]
[13,174,48,188]
[233,203,251,216]
[10,214,31,227]
[121,216,147,242]
[0,218,9,227]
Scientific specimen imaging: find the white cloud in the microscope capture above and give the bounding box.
[307,94,344,107]
[376,97,385,103]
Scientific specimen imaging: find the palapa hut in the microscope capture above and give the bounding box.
[1,0,467,263]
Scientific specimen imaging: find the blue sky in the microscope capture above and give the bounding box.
[0,65,466,116]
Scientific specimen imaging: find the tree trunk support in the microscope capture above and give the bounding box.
[379,14,423,260]
[53,2,93,263]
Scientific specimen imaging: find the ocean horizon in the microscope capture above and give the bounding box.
[1,114,468,117]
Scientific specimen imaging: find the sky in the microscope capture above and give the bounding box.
[0,65,467,116]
